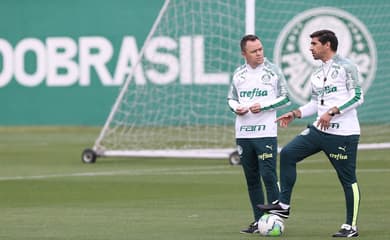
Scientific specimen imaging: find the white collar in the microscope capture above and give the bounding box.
[246,62,264,72]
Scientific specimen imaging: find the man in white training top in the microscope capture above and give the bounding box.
[258,29,364,238]
[227,34,290,234]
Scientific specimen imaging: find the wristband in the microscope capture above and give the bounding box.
[291,110,297,119]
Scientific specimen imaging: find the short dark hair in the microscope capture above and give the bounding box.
[310,29,338,51]
[240,34,259,51]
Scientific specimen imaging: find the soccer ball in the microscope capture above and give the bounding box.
[257,214,285,236]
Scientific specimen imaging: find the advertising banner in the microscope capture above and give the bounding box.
[0,0,388,125]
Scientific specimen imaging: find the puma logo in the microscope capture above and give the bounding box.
[338,146,346,152]
[266,145,273,150]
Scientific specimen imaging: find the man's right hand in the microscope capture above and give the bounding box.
[275,111,295,127]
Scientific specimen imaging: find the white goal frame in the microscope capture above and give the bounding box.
[83,0,390,163]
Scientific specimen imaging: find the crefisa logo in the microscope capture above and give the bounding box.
[274,7,377,105]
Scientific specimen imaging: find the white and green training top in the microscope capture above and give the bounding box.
[227,58,290,139]
[299,54,364,135]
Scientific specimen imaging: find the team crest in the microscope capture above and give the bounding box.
[273,7,377,105]
[261,74,271,83]
[331,70,339,79]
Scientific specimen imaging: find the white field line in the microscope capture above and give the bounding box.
[0,166,389,181]
[0,166,229,181]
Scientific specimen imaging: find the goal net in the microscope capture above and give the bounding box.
[88,0,246,160]
[85,0,390,162]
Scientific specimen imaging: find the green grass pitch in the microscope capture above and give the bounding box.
[0,127,389,239]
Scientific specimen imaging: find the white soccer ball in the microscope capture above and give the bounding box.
[257,214,285,236]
